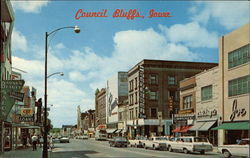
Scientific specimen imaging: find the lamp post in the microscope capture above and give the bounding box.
[43,26,80,158]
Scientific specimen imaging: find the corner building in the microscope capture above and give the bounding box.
[127,59,217,138]
[215,23,250,145]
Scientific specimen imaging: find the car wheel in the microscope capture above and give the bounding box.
[200,150,205,155]
[223,150,231,158]
[183,148,189,154]
[169,146,173,152]
[153,145,156,150]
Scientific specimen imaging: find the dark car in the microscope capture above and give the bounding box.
[109,137,128,147]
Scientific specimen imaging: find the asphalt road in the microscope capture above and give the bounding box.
[50,138,223,158]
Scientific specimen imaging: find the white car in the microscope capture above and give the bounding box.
[218,138,250,158]
[143,137,168,150]
[129,136,148,148]
[59,137,70,143]
[168,136,213,154]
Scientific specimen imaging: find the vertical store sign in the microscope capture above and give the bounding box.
[1,80,25,120]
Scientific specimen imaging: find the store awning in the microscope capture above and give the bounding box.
[115,129,122,133]
[172,126,192,133]
[199,121,216,131]
[212,122,250,130]
[106,129,117,133]
[189,122,205,131]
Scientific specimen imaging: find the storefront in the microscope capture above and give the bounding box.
[172,113,195,137]
[3,122,12,151]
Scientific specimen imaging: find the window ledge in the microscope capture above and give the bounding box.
[201,99,213,103]
[228,62,249,71]
[228,93,250,99]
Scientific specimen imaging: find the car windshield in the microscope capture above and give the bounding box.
[194,138,208,142]
[115,137,127,141]
[155,137,168,140]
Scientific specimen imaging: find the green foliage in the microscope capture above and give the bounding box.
[50,128,60,133]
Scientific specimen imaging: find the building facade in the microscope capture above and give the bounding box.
[216,23,250,145]
[106,72,128,136]
[95,88,106,129]
[173,76,196,136]
[127,59,218,138]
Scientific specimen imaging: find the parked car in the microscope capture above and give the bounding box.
[95,130,107,141]
[129,136,148,148]
[143,137,168,150]
[109,137,128,147]
[79,135,88,139]
[168,136,213,154]
[218,138,250,158]
[52,138,60,143]
[59,137,70,143]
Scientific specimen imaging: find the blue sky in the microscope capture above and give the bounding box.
[11,1,249,128]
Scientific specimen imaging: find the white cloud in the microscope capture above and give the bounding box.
[159,22,218,48]
[12,30,28,52]
[55,43,65,49]
[69,71,86,82]
[11,1,49,13]
[191,1,249,30]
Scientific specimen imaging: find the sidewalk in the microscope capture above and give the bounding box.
[0,146,50,158]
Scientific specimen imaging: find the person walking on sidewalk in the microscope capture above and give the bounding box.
[31,134,38,151]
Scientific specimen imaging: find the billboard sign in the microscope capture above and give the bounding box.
[21,108,33,117]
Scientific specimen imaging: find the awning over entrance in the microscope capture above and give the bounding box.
[199,121,216,131]
[172,126,192,133]
[115,129,122,133]
[106,129,117,133]
[189,122,205,131]
[212,122,250,130]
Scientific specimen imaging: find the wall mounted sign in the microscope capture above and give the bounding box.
[197,108,217,118]
[230,99,246,121]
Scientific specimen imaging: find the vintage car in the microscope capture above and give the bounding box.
[143,137,168,150]
[109,137,128,147]
[129,136,148,148]
[59,136,70,143]
[218,138,250,158]
[168,136,213,154]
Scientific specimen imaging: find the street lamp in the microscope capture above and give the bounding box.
[43,26,80,158]
[47,72,64,79]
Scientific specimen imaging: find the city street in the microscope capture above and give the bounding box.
[50,139,222,158]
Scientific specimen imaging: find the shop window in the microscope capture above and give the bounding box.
[228,44,250,69]
[229,75,250,96]
[168,76,176,85]
[201,85,212,101]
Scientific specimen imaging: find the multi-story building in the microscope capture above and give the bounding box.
[95,88,106,130]
[193,66,219,145]
[106,72,128,137]
[214,23,250,145]
[118,99,129,136]
[127,59,217,138]
[0,0,15,152]
[173,76,196,136]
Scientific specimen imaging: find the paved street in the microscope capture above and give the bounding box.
[50,138,222,158]
[1,139,224,158]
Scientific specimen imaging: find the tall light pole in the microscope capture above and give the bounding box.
[43,26,80,158]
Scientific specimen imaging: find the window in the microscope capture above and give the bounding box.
[228,44,250,68]
[168,76,176,85]
[135,107,138,119]
[135,92,138,103]
[131,93,134,105]
[201,85,212,101]
[229,75,250,96]
[149,91,158,100]
[183,95,192,109]
[150,108,157,118]
[150,74,157,84]
[169,90,177,101]
[135,77,138,89]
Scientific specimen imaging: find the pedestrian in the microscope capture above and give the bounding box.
[22,135,27,148]
[31,134,38,151]
[39,135,44,147]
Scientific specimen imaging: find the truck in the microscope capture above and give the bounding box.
[95,130,107,141]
